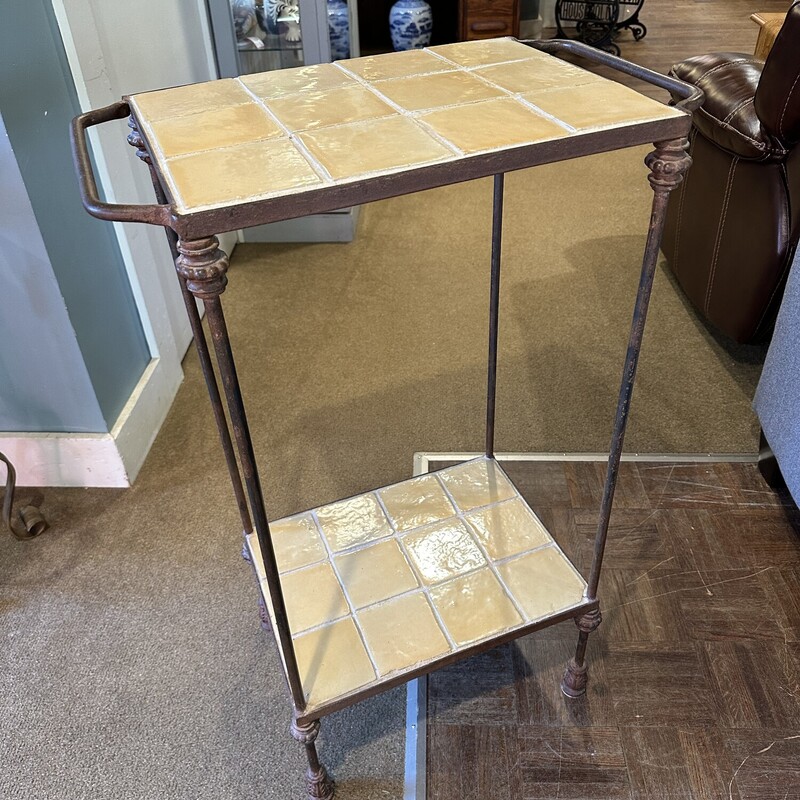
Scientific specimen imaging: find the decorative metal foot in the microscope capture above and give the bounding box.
[291,719,335,800]
[560,609,602,698]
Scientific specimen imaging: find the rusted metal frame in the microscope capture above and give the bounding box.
[295,596,599,725]
[198,295,306,709]
[485,173,505,458]
[1,453,47,540]
[584,138,691,602]
[526,38,704,113]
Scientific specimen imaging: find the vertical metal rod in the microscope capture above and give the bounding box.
[202,297,306,709]
[587,188,671,600]
[485,173,505,458]
[147,167,252,536]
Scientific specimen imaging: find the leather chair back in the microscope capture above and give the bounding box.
[755,1,800,147]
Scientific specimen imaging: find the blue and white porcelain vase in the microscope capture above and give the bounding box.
[327,0,350,60]
[389,0,433,51]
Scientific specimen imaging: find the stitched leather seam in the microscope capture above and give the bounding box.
[689,58,763,84]
[705,157,739,314]
[778,68,800,138]
[672,129,695,275]
[696,107,784,159]
[723,97,755,124]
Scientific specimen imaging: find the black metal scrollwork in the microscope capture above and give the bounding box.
[555,0,647,56]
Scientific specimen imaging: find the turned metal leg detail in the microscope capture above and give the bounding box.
[561,609,602,697]
[290,719,335,800]
[562,137,692,699]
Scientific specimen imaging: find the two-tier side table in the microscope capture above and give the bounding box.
[71,38,701,800]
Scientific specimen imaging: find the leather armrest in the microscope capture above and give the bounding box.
[670,53,786,161]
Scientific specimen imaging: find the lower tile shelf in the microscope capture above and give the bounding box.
[246,456,590,719]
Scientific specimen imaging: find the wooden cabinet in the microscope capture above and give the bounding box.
[460,0,520,40]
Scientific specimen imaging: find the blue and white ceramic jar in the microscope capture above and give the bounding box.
[389,0,433,51]
[327,0,350,60]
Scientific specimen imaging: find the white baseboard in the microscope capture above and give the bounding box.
[0,355,183,488]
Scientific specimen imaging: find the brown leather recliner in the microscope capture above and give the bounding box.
[661,2,800,344]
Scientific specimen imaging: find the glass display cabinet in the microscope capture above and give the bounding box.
[71,37,701,800]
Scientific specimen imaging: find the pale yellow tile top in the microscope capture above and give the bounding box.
[293,618,376,707]
[341,49,454,81]
[280,561,350,633]
[497,547,586,621]
[131,79,252,122]
[147,104,283,159]
[466,497,552,560]
[524,80,685,130]
[269,514,327,573]
[334,539,418,608]
[379,472,456,532]
[239,62,356,100]
[439,455,524,510]
[430,568,522,646]
[429,38,543,68]
[403,518,486,584]
[316,493,393,552]
[358,592,449,676]
[164,137,322,213]
[475,56,602,94]
[267,84,396,132]
[373,70,505,112]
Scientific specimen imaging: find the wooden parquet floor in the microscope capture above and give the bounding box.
[425,460,800,799]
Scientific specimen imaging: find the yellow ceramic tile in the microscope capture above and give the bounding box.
[164,138,322,212]
[430,568,522,645]
[523,81,683,130]
[497,547,586,621]
[373,70,504,112]
[316,493,393,552]
[280,561,350,633]
[428,39,540,68]
[269,514,327,573]
[148,104,283,158]
[474,57,601,94]
[379,473,456,532]
[437,457,518,511]
[334,539,418,608]
[358,592,450,675]
[465,498,552,560]
[266,84,396,131]
[293,618,376,708]
[421,98,568,154]
[402,519,485,584]
[131,79,252,122]
[299,116,453,181]
[342,49,453,81]
[239,63,356,100]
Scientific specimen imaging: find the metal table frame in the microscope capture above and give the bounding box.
[71,39,701,800]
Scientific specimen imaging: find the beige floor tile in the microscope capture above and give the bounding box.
[379,473,456,532]
[132,79,252,122]
[428,38,541,68]
[403,519,485,585]
[280,561,350,633]
[343,49,454,81]
[437,457,519,511]
[465,497,552,560]
[316,493,393,552]
[147,104,283,158]
[523,81,684,130]
[334,539,418,608]
[267,84,396,131]
[299,116,453,181]
[358,592,450,675]
[430,568,522,645]
[164,138,322,212]
[269,514,328,573]
[497,547,586,621]
[474,57,601,94]
[420,97,568,154]
[293,618,376,708]
[373,70,504,112]
[239,63,356,100]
